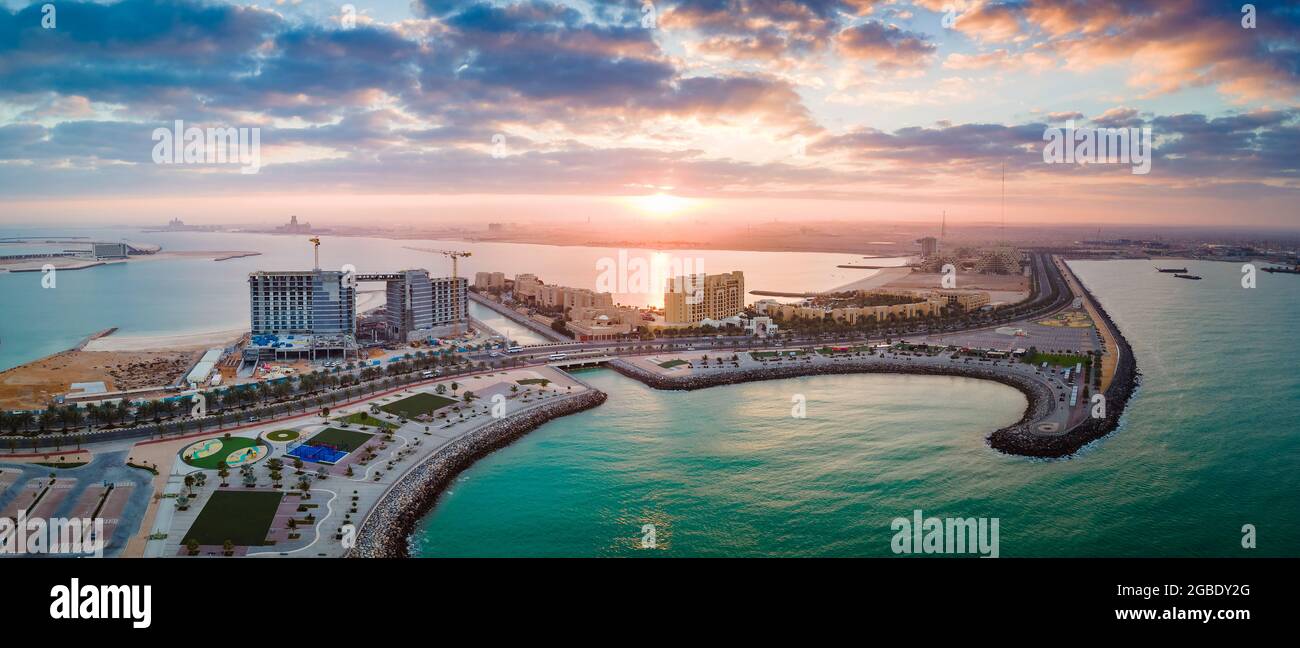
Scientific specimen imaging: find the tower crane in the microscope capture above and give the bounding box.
[404,247,472,336]
[308,237,321,270]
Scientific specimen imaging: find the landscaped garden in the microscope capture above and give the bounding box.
[335,412,396,429]
[183,490,283,546]
[265,430,300,442]
[379,392,457,418]
[657,359,688,369]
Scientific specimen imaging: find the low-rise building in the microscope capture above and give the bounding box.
[513,273,542,298]
[474,271,506,291]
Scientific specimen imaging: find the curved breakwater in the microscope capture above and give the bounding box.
[350,389,608,558]
[609,339,1139,459]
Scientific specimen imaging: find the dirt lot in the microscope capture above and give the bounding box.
[0,349,199,409]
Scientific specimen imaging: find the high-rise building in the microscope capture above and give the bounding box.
[664,271,745,324]
[386,270,466,341]
[249,270,355,335]
[917,236,939,257]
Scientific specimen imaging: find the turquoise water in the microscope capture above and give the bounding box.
[413,259,1300,557]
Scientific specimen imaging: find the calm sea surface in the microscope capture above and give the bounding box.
[411,259,1300,556]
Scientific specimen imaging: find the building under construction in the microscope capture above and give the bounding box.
[368,269,467,342]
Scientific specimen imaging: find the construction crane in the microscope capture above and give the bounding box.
[404,247,472,336]
[308,236,321,270]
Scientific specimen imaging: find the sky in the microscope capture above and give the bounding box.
[0,0,1298,228]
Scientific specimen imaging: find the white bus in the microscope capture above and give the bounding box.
[547,353,568,361]
[507,346,524,353]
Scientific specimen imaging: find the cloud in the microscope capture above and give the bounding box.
[835,20,936,69]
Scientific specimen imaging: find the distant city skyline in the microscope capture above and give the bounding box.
[1,0,1298,228]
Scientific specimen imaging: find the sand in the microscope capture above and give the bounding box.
[0,349,200,410]
[83,329,245,352]
[828,267,913,292]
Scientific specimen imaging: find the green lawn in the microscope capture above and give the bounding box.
[1027,352,1091,368]
[304,428,374,453]
[265,430,300,442]
[750,350,805,360]
[380,392,457,418]
[335,412,396,429]
[184,490,283,546]
[657,359,687,369]
[516,378,551,385]
[182,436,262,470]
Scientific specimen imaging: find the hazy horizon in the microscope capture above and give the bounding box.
[1,0,1298,229]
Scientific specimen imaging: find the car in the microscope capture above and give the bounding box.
[247,416,260,423]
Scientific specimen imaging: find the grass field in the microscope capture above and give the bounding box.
[265,430,300,442]
[1027,352,1091,368]
[184,490,283,546]
[336,412,396,429]
[516,378,551,385]
[657,359,687,368]
[304,428,374,452]
[751,350,806,360]
[380,392,457,418]
[182,436,263,470]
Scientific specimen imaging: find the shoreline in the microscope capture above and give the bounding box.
[350,389,608,558]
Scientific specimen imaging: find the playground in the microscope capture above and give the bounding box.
[184,490,283,546]
[286,428,374,465]
[181,436,268,470]
[380,392,456,418]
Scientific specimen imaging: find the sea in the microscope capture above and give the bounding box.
[410,258,1300,556]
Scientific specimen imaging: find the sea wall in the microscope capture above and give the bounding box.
[350,389,608,558]
[610,357,1055,451]
[609,355,1137,459]
[988,297,1140,458]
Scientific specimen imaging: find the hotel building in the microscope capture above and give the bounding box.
[386,271,467,341]
[664,271,745,324]
[249,270,355,336]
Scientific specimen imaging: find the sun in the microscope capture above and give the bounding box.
[633,192,690,218]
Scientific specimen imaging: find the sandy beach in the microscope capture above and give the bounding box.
[83,329,246,352]
[828,266,914,292]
